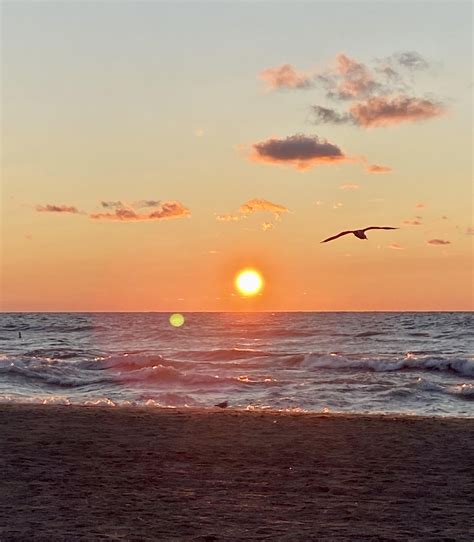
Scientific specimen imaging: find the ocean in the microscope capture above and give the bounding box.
[0,312,472,417]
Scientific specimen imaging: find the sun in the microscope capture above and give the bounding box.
[235,269,264,297]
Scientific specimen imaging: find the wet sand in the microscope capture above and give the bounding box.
[0,405,473,541]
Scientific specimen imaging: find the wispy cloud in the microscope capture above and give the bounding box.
[304,51,445,129]
[36,204,82,214]
[329,53,380,100]
[415,202,425,209]
[247,134,348,171]
[262,52,433,103]
[390,51,430,71]
[217,198,289,226]
[339,183,360,190]
[313,96,444,127]
[403,218,423,226]
[262,222,275,231]
[215,213,241,222]
[388,243,404,250]
[365,163,392,174]
[311,105,352,125]
[466,227,474,235]
[101,201,124,209]
[428,239,451,246]
[349,96,445,127]
[239,198,289,216]
[90,201,190,222]
[259,64,313,91]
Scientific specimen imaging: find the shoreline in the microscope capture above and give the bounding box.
[1,402,473,420]
[1,404,473,540]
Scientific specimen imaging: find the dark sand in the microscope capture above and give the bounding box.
[0,405,473,541]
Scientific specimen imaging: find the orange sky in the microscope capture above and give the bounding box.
[1,2,472,311]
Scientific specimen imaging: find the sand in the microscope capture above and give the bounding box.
[0,405,473,541]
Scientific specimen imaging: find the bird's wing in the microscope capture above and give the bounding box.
[363,226,399,232]
[321,230,353,243]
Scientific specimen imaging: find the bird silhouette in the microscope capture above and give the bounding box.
[214,401,228,409]
[321,226,398,243]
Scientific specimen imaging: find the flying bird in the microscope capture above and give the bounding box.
[321,226,398,243]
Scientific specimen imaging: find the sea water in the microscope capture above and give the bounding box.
[0,312,472,416]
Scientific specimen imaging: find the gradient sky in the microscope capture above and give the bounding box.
[1,1,473,311]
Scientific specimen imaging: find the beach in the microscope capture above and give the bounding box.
[0,405,473,541]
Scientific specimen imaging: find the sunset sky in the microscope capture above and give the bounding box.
[2,1,472,311]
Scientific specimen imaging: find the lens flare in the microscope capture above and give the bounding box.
[169,313,185,327]
[235,269,263,297]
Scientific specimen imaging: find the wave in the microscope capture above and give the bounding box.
[176,348,276,361]
[417,379,474,400]
[297,352,474,377]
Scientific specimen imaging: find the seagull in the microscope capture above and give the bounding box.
[321,226,398,243]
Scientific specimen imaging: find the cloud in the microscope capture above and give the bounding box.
[101,201,124,209]
[36,204,81,214]
[148,201,190,220]
[310,105,353,125]
[339,183,360,190]
[217,198,289,226]
[415,202,425,209]
[366,163,392,174]
[330,53,380,100]
[403,219,423,226]
[259,64,313,91]
[312,95,444,128]
[260,51,430,97]
[349,95,445,127]
[239,198,289,216]
[394,51,430,71]
[215,214,241,222]
[388,243,404,250]
[133,200,162,208]
[466,227,474,235]
[333,202,343,209]
[248,134,348,171]
[306,51,444,129]
[90,201,190,222]
[428,239,451,246]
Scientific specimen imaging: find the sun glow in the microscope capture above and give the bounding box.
[235,269,264,297]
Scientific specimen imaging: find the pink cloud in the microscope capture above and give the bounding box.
[403,219,423,226]
[428,239,451,246]
[350,95,445,127]
[259,64,313,91]
[388,243,404,250]
[333,53,378,99]
[339,183,360,190]
[36,204,81,214]
[415,202,425,209]
[366,164,392,174]
[90,201,190,222]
